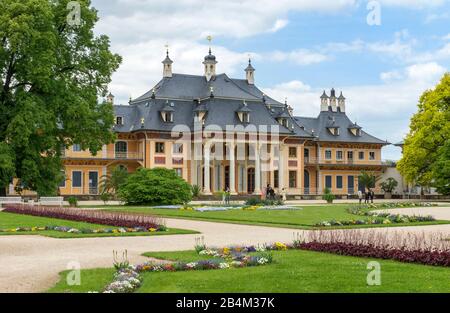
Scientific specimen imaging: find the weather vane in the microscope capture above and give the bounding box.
[207,35,213,43]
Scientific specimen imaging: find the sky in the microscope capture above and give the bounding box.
[90,0,450,161]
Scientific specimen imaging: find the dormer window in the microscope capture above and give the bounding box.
[115,116,123,125]
[236,101,251,123]
[161,100,175,123]
[327,127,340,136]
[349,123,362,136]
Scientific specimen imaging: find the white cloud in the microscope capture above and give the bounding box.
[376,0,447,8]
[269,19,289,33]
[263,62,447,160]
[268,49,330,65]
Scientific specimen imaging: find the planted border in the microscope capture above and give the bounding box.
[3,205,165,230]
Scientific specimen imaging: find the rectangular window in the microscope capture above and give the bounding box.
[336,150,343,160]
[358,151,365,160]
[325,175,332,189]
[369,151,375,160]
[116,116,123,125]
[325,150,332,160]
[289,171,297,188]
[347,151,354,160]
[72,144,81,152]
[274,170,279,188]
[242,113,249,123]
[155,142,165,153]
[72,171,82,188]
[59,171,66,188]
[336,176,343,189]
[173,143,183,154]
[289,147,297,158]
[174,168,182,177]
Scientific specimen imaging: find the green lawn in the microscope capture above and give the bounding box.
[0,212,197,238]
[97,204,450,230]
[48,249,450,293]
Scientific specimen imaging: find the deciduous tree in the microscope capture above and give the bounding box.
[0,0,121,195]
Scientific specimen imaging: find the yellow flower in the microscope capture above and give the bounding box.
[223,247,230,255]
[149,228,157,232]
[275,242,287,250]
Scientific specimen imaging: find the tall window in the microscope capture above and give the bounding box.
[289,147,297,158]
[325,175,332,189]
[163,112,173,123]
[72,171,82,187]
[369,151,375,160]
[242,112,250,123]
[274,170,279,188]
[59,171,66,188]
[336,150,343,160]
[325,150,332,160]
[155,142,165,153]
[358,151,365,160]
[115,141,127,159]
[174,168,182,177]
[289,171,297,188]
[347,151,354,160]
[72,144,81,152]
[115,116,123,125]
[173,143,183,154]
[336,176,343,189]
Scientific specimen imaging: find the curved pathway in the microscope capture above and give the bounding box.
[1,207,450,293]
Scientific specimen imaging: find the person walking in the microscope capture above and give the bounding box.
[370,190,375,203]
[281,188,287,202]
[225,187,231,205]
[364,190,369,204]
[358,190,363,205]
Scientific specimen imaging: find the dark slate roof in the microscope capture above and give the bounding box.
[394,140,404,146]
[132,73,283,106]
[294,111,389,145]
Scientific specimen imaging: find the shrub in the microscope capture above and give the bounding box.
[245,197,284,206]
[100,193,111,204]
[3,205,164,229]
[191,185,201,198]
[118,168,192,205]
[380,178,398,193]
[67,196,78,207]
[245,197,262,206]
[322,188,335,203]
[99,166,128,199]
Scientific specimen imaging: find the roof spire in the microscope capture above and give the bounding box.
[203,35,217,81]
[245,54,255,84]
[162,44,173,78]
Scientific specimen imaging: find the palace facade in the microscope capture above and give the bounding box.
[9,48,389,198]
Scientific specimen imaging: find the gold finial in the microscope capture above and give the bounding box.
[207,35,213,44]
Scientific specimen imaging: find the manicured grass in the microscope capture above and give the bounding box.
[0,212,198,238]
[49,249,450,293]
[99,204,450,230]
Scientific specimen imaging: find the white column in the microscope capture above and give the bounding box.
[318,171,323,195]
[254,143,261,195]
[203,144,211,195]
[279,144,285,190]
[229,144,236,194]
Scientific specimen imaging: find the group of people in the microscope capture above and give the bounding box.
[358,189,375,204]
[264,185,287,201]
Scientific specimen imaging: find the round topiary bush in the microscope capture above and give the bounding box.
[118,168,192,205]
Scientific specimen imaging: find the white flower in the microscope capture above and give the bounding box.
[257,257,269,264]
[219,263,229,269]
[186,262,197,269]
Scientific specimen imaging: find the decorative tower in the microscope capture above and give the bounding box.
[106,92,114,104]
[203,36,217,81]
[338,91,346,113]
[245,58,255,85]
[320,90,329,112]
[162,45,173,78]
[329,88,337,112]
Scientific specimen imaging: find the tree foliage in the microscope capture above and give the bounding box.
[380,177,398,193]
[99,166,128,198]
[397,73,450,195]
[118,168,193,205]
[0,0,121,195]
[358,171,379,192]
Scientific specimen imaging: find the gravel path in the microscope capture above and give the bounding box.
[1,207,450,293]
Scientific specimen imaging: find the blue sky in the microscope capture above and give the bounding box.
[92,0,450,161]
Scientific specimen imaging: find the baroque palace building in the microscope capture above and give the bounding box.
[9,48,389,198]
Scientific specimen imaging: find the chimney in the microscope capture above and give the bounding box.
[329,88,337,112]
[338,91,346,113]
[106,92,114,105]
[320,90,329,112]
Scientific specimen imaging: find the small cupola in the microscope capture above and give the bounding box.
[160,100,175,123]
[106,92,114,104]
[203,37,217,82]
[338,91,346,113]
[162,47,173,78]
[329,88,337,112]
[236,101,251,123]
[320,90,329,112]
[245,58,255,85]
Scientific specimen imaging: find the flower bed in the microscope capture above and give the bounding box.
[0,225,163,234]
[3,205,165,230]
[314,205,436,227]
[365,202,438,209]
[101,243,274,293]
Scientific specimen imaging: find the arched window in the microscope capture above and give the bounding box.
[115,141,127,159]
